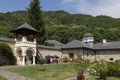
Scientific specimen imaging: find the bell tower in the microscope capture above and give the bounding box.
[11,23,39,65]
[82,33,94,46]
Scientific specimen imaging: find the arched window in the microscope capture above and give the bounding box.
[26,48,35,56]
[16,48,22,61]
[25,48,34,64]
[16,48,22,57]
[26,50,33,56]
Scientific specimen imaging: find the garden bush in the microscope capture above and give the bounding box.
[73,54,90,76]
[107,60,120,77]
[0,42,16,65]
[62,56,69,63]
[35,57,45,65]
[88,60,120,78]
[88,60,108,78]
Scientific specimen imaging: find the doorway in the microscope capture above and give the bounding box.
[25,50,33,65]
[69,53,74,61]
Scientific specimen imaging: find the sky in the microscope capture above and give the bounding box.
[0,0,120,18]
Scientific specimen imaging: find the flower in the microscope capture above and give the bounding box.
[88,60,108,78]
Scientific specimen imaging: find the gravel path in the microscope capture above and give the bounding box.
[0,65,32,80]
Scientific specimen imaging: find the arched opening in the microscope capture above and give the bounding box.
[16,48,22,61]
[25,48,34,65]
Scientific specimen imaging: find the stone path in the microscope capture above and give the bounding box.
[0,65,32,80]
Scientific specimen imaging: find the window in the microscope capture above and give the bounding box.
[110,58,113,61]
[86,53,89,57]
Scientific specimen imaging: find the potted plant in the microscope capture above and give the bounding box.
[89,60,108,80]
[73,54,90,80]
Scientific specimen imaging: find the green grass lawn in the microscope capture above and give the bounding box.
[0,76,6,80]
[7,64,120,80]
[7,64,76,80]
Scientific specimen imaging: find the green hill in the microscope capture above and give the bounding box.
[0,10,120,43]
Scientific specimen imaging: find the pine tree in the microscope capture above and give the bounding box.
[27,0,46,44]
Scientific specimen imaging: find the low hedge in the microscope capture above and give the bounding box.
[0,42,16,65]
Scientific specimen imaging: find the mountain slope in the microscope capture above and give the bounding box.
[0,10,120,43]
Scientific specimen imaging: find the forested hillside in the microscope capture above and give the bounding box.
[0,10,120,43]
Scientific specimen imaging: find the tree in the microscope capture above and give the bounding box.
[27,0,46,44]
[0,43,16,65]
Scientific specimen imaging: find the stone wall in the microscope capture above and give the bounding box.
[62,48,95,61]
[83,49,95,61]
[2,40,120,65]
[38,48,62,59]
[96,50,120,61]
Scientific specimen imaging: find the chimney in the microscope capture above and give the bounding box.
[103,39,106,43]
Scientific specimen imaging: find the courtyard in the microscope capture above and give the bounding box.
[0,63,119,80]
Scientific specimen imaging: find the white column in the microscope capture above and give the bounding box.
[33,56,36,65]
[22,56,25,65]
[34,38,36,44]
[22,36,27,42]
[15,38,17,42]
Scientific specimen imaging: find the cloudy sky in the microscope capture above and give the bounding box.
[61,0,120,18]
[0,0,120,18]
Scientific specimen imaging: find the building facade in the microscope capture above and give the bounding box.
[0,23,120,65]
[62,33,120,61]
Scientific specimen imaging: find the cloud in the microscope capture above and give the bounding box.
[61,0,120,18]
[62,0,78,4]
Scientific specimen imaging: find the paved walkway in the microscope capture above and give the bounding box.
[0,65,32,80]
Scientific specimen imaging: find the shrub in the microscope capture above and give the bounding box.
[73,54,90,76]
[88,60,108,78]
[39,59,45,65]
[0,42,16,65]
[107,60,120,77]
[39,68,45,71]
[62,56,68,63]
[35,57,45,65]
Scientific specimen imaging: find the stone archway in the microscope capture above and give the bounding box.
[16,48,22,62]
[25,48,35,65]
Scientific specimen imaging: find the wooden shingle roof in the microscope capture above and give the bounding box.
[62,39,120,50]
[46,40,64,46]
[0,37,14,43]
[62,40,92,49]
[37,45,61,50]
[10,23,39,35]
[94,41,120,50]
